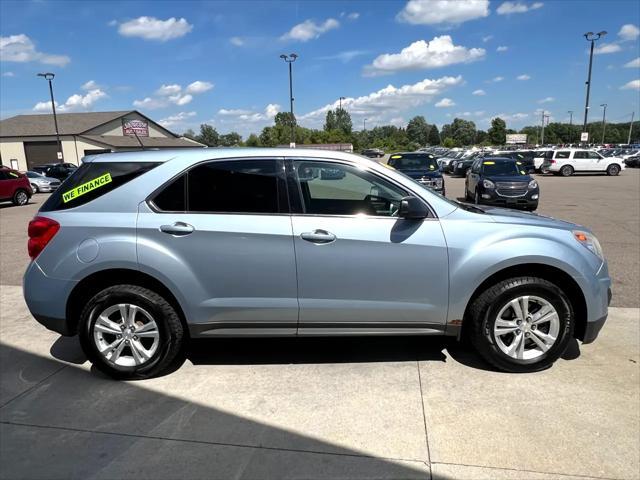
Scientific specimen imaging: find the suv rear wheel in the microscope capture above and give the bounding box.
[79,285,185,379]
[560,165,574,177]
[12,189,29,206]
[467,277,573,373]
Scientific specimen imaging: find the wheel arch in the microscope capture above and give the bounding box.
[66,268,188,337]
[461,263,588,341]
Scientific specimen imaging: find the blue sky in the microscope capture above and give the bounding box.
[1,0,638,136]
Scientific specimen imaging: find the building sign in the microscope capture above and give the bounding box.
[506,134,527,144]
[122,119,149,137]
[580,132,589,142]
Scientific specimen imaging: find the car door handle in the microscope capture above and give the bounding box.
[160,222,194,236]
[300,229,336,244]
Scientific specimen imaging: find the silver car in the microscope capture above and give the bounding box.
[23,148,611,379]
[25,171,61,193]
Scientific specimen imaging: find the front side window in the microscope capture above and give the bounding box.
[588,151,602,159]
[187,160,282,214]
[294,161,406,217]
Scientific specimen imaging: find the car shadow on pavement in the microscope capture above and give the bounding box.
[1,342,436,479]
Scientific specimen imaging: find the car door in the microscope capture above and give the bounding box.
[572,151,589,171]
[288,158,449,334]
[587,151,606,171]
[467,160,480,194]
[0,171,11,200]
[137,158,299,335]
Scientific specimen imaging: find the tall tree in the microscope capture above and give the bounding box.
[487,117,507,145]
[334,108,352,135]
[182,128,196,140]
[428,124,440,145]
[406,116,429,146]
[450,118,477,146]
[274,112,296,129]
[196,124,219,147]
[219,132,242,146]
[245,133,260,147]
[324,110,336,131]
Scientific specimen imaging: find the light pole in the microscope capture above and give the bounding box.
[568,110,573,144]
[600,103,607,144]
[37,72,63,162]
[363,118,367,131]
[339,96,345,111]
[628,112,635,145]
[582,31,607,139]
[279,53,298,146]
[540,110,546,145]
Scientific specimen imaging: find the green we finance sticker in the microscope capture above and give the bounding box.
[62,173,112,203]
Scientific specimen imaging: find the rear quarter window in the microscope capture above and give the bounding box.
[40,161,160,211]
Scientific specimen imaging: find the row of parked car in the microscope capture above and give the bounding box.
[0,162,76,206]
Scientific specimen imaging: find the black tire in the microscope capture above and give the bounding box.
[12,189,29,206]
[464,183,471,201]
[31,183,39,193]
[606,164,620,176]
[474,188,480,205]
[79,285,185,380]
[560,165,574,177]
[467,277,574,373]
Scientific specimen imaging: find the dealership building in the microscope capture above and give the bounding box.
[0,110,203,171]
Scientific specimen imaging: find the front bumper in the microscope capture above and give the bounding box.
[581,288,612,343]
[479,188,539,208]
[35,184,59,193]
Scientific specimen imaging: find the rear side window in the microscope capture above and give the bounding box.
[555,151,571,159]
[41,162,160,211]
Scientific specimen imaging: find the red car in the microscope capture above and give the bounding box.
[0,167,33,206]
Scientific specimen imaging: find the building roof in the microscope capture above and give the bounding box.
[0,111,172,137]
[79,135,203,149]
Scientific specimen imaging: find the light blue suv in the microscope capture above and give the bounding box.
[23,149,611,379]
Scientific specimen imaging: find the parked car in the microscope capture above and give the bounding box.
[532,150,554,172]
[547,149,624,176]
[32,162,78,181]
[0,167,32,206]
[450,154,479,177]
[438,151,465,172]
[465,158,539,211]
[361,148,385,158]
[26,171,62,193]
[387,152,445,195]
[24,148,611,379]
[492,151,536,173]
[624,155,639,168]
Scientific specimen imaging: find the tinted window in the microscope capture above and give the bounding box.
[153,175,186,212]
[555,151,571,159]
[388,154,438,171]
[188,160,281,213]
[294,161,406,217]
[482,160,523,176]
[41,162,160,211]
[0,171,8,180]
[588,151,601,159]
[574,151,588,159]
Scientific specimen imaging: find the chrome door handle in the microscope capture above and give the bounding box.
[160,222,194,236]
[300,229,336,244]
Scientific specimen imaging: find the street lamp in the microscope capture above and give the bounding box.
[279,53,298,147]
[37,72,63,161]
[339,96,345,111]
[600,103,607,144]
[363,118,367,131]
[568,111,573,144]
[582,31,607,139]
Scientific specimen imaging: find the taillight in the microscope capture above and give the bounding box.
[550,160,556,164]
[28,216,60,260]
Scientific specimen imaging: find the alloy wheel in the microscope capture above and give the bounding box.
[493,295,560,361]
[93,303,160,367]
[16,191,28,205]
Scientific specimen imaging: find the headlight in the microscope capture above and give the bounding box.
[483,179,495,189]
[528,179,538,189]
[435,178,443,188]
[573,230,604,260]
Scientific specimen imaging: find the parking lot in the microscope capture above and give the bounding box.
[1,168,639,479]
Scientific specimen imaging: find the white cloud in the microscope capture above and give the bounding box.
[618,24,640,42]
[319,50,368,63]
[594,43,622,55]
[493,112,529,122]
[159,111,196,128]
[81,80,99,90]
[117,16,193,41]
[537,96,555,104]
[281,18,339,42]
[496,46,508,52]
[230,36,244,46]
[346,12,360,20]
[482,35,493,42]
[33,87,107,113]
[435,98,455,108]
[517,74,531,80]
[397,0,489,25]
[185,80,214,94]
[472,89,486,95]
[621,79,640,90]
[624,57,640,68]
[217,104,281,123]
[496,1,543,15]
[0,34,70,66]
[489,76,504,82]
[364,36,485,76]
[218,108,253,116]
[299,75,463,128]
[2,71,15,77]
[134,81,212,109]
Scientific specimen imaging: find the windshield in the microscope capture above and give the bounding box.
[482,160,524,176]
[26,172,42,178]
[388,154,439,171]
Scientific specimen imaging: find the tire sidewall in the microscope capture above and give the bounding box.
[607,164,620,176]
[480,282,573,371]
[13,189,28,206]
[79,288,173,378]
[561,165,573,177]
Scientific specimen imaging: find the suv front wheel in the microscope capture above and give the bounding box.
[467,277,573,372]
[79,285,185,379]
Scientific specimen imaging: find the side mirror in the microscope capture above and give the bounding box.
[398,196,429,219]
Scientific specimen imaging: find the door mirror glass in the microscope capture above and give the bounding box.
[398,196,429,219]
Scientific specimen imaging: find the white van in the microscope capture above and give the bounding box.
[547,149,624,176]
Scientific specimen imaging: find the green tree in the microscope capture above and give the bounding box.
[275,111,296,129]
[406,115,429,146]
[442,137,456,148]
[324,110,337,131]
[259,126,279,147]
[335,108,352,135]
[196,124,219,147]
[449,118,476,146]
[245,133,260,147]
[428,124,440,145]
[183,128,196,140]
[219,132,242,146]
[487,117,507,145]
